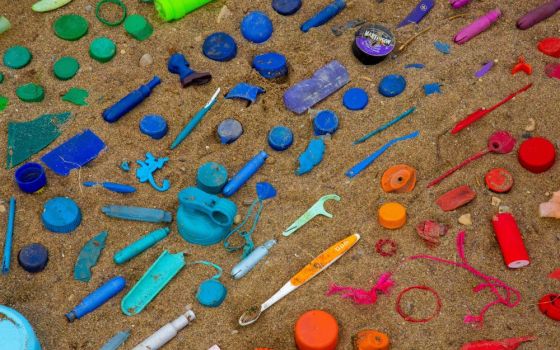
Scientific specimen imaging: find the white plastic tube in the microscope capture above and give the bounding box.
[132,307,195,350]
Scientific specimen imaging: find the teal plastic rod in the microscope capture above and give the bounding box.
[1,197,16,274]
[114,227,170,264]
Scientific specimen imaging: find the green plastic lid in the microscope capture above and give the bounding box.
[53,56,79,80]
[3,46,32,69]
[16,83,45,102]
[53,14,89,41]
[89,37,116,63]
[124,14,153,41]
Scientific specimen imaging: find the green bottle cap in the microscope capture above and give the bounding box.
[3,46,32,69]
[124,14,153,41]
[16,83,45,102]
[89,37,116,63]
[53,56,79,80]
[53,14,89,41]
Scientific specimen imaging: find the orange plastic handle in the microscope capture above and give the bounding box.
[290,234,360,286]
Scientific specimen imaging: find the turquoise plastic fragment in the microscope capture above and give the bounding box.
[120,161,130,172]
[121,250,186,316]
[102,205,172,223]
[0,16,10,34]
[136,152,170,192]
[424,83,442,95]
[296,138,325,175]
[100,330,130,350]
[74,231,107,282]
[113,227,170,265]
[62,88,88,106]
[434,41,451,54]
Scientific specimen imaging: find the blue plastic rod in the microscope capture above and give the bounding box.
[1,196,16,274]
[353,107,416,145]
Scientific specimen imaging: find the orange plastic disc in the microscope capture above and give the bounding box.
[295,310,339,350]
[378,202,406,229]
[381,164,416,193]
[353,329,390,350]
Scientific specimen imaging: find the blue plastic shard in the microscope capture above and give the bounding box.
[297,138,325,175]
[100,330,130,350]
[225,83,265,105]
[405,63,425,69]
[102,205,172,223]
[41,129,106,176]
[83,182,136,193]
[424,83,442,95]
[120,161,130,172]
[136,152,170,192]
[74,231,107,282]
[256,182,276,201]
[434,41,451,54]
[397,0,434,28]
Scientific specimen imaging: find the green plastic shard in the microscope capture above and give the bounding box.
[0,16,10,34]
[62,87,88,105]
[0,96,7,112]
[32,0,73,12]
[6,111,72,169]
[74,231,107,282]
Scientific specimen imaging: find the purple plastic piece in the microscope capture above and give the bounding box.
[283,60,349,115]
[517,0,560,30]
[397,0,434,28]
[449,0,472,9]
[454,8,501,45]
[475,61,494,78]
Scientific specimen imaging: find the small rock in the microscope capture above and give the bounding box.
[85,4,93,11]
[217,5,232,23]
[0,205,5,213]
[139,53,153,67]
[180,167,186,172]
[525,118,535,131]
[491,196,502,206]
[234,214,242,224]
[120,49,126,55]
[458,214,472,226]
[267,157,275,164]
[499,205,511,213]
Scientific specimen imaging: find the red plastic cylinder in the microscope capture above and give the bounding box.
[491,213,530,268]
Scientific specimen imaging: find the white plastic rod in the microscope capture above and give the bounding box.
[132,307,195,350]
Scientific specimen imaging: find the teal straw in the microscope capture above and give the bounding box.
[353,107,416,145]
[2,196,16,274]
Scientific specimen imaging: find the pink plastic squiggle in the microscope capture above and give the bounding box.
[326,273,394,305]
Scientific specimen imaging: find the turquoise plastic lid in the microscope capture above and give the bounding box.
[0,305,42,350]
[41,197,82,233]
[196,279,227,307]
[196,162,228,194]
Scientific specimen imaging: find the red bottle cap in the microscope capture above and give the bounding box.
[518,137,556,173]
[538,37,560,58]
[295,310,338,350]
[539,294,560,321]
[485,168,513,193]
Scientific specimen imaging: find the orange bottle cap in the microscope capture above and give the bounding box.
[295,310,339,350]
[378,202,406,229]
[353,330,390,350]
[381,164,416,193]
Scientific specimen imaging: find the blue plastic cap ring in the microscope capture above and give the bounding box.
[272,0,302,15]
[217,118,243,144]
[140,114,168,140]
[18,243,49,273]
[268,125,294,151]
[343,87,369,110]
[202,32,238,62]
[252,52,288,79]
[379,74,407,97]
[313,110,339,136]
[14,162,47,194]
[240,11,273,44]
[196,279,227,307]
[41,197,82,233]
[196,162,228,194]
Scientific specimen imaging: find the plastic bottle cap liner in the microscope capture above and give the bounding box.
[196,279,227,307]
[313,110,339,135]
[89,37,116,63]
[197,162,228,194]
[124,14,153,41]
[3,46,32,69]
[485,167,513,193]
[240,11,273,44]
[268,125,294,151]
[379,74,406,97]
[53,56,80,80]
[518,137,556,174]
[16,83,45,102]
[202,32,238,62]
[343,87,369,110]
[14,162,47,194]
[42,196,82,233]
[0,305,43,350]
[217,118,243,144]
[18,243,49,273]
[295,310,339,350]
[139,114,168,139]
[378,202,407,229]
[53,14,89,41]
[252,52,288,79]
[272,0,302,15]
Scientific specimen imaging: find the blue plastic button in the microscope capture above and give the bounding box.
[217,118,243,144]
[196,279,227,307]
[42,197,82,233]
[379,74,407,97]
[18,243,48,273]
[343,87,369,110]
[268,126,294,151]
[0,305,42,350]
[202,32,238,62]
[272,0,302,15]
[197,162,228,194]
[139,114,168,140]
[241,11,273,44]
[313,110,339,135]
[14,162,47,194]
[252,52,288,79]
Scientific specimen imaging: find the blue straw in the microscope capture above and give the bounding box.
[2,196,16,274]
[353,107,416,145]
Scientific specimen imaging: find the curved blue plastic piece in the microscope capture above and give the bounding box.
[222,151,268,197]
[225,83,265,104]
[66,276,126,321]
[301,0,346,32]
[241,11,273,43]
[256,182,276,201]
[74,231,107,282]
[297,138,325,175]
[102,77,160,123]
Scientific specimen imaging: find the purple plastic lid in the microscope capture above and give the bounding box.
[354,24,395,57]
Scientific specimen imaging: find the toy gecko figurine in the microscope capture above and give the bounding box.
[454,8,502,44]
[517,0,560,29]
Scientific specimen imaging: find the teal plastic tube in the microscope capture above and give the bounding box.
[114,227,170,264]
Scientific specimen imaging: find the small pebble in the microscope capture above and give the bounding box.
[85,4,92,11]
[120,49,126,55]
[139,53,153,67]
[491,197,502,206]
[217,5,232,23]
[499,205,511,214]
[525,118,535,131]
[458,213,472,226]
[0,205,5,213]
[267,157,275,164]
[234,214,242,225]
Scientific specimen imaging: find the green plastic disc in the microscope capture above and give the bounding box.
[16,83,45,102]
[124,14,153,41]
[53,14,89,41]
[89,37,116,63]
[3,46,32,69]
[53,57,79,80]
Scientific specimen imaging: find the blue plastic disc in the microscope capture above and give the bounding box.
[140,114,168,140]
[268,125,294,151]
[197,162,228,194]
[217,118,243,144]
[196,279,227,307]
[41,197,82,233]
[202,32,238,62]
[378,74,407,97]
[252,52,287,79]
[241,11,273,44]
[313,110,339,136]
[18,243,48,273]
[14,162,47,194]
[272,0,302,15]
[343,87,369,110]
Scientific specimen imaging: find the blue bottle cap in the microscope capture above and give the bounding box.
[14,162,47,194]
[18,243,48,273]
[196,279,227,307]
[202,32,238,62]
[140,114,168,140]
[268,125,294,151]
[217,118,243,144]
[272,0,302,15]
[240,11,273,44]
[0,305,42,350]
[252,52,288,79]
[379,74,407,97]
[343,87,369,110]
[197,162,228,194]
[313,110,339,135]
[41,197,82,233]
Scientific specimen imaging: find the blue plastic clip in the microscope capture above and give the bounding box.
[136,152,170,192]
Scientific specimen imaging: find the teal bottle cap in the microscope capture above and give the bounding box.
[124,14,153,41]
[197,162,228,194]
[0,305,42,350]
[53,56,79,80]
[3,46,32,69]
[196,279,227,307]
[53,14,89,41]
[16,83,45,102]
[41,197,82,233]
[89,37,116,63]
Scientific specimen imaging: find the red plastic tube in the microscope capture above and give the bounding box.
[491,213,530,269]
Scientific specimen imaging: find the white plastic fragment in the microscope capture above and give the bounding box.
[132,306,196,350]
[32,0,73,12]
[539,191,560,218]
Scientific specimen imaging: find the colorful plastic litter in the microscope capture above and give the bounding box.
[217,118,243,144]
[282,194,340,237]
[102,205,172,223]
[196,162,228,194]
[538,37,560,58]
[485,168,514,193]
[89,37,116,63]
[18,243,48,273]
[252,52,288,79]
[83,181,136,193]
[241,11,273,44]
[1,197,16,274]
[14,162,47,193]
[313,110,339,136]
[100,330,130,350]
[16,83,45,102]
[272,0,302,16]
[136,152,170,192]
[397,0,434,28]
[435,185,477,211]
[53,14,89,41]
[460,336,535,350]
[202,32,238,62]
[511,56,532,75]
[342,88,369,111]
[103,76,160,122]
[405,63,425,69]
[74,231,107,282]
[32,0,73,12]
[0,96,8,112]
[423,83,442,95]
[517,0,560,30]
[378,202,407,229]
[114,227,170,265]
[301,0,346,33]
[222,151,268,197]
[475,60,494,78]
[66,276,125,321]
[454,8,501,45]
[297,138,325,175]
[124,14,153,41]
[378,74,406,97]
[381,164,416,193]
[95,0,127,26]
[225,83,265,105]
[168,53,211,87]
[268,126,294,151]
[354,107,416,146]
[518,137,556,173]
[545,63,560,79]
[140,115,168,140]
[62,87,89,105]
[434,41,451,54]
[0,16,11,34]
[416,220,449,248]
[53,56,79,80]
[3,46,32,69]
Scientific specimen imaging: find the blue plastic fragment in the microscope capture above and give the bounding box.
[74,231,107,282]
[100,330,130,350]
[222,151,268,197]
[379,74,407,97]
[475,61,494,78]
[167,54,211,87]
[268,125,294,151]
[434,41,451,54]
[424,83,442,95]
[397,0,434,28]
[342,87,369,110]
[41,129,106,176]
[252,52,288,79]
[241,11,273,43]
[140,115,168,140]
[256,182,277,201]
[404,63,425,69]
[353,107,416,145]
[1,197,15,274]
[66,276,126,322]
[102,77,161,123]
[225,83,265,104]
[197,162,228,194]
[102,205,172,223]
[217,118,243,144]
[202,32,238,62]
[18,243,48,273]
[297,138,325,175]
[42,197,82,233]
[120,161,130,172]
[272,0,302,16]
[196,279,227,307]
[301,0,346,33]
[136,152,170,192]
[83,181,137,193]
[313,110,339,136]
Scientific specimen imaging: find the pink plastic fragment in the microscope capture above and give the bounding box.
[475,61,494,78]
[436,185,476,211]
[539,190,560,218]
[545,63,560,79]
[326,273,394,305]
[416,220,449,248]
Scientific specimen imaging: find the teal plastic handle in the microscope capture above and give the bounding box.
[179,193,233,227]
[114,227,170,265]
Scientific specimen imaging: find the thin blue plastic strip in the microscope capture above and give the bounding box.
[1,196,16,274]
[190,260,223,280]
[223,199,263,258]
[353,107,416,145]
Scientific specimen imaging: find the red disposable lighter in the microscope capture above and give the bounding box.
[491,212,530,268]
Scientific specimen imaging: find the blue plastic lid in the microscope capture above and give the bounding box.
[240,11,273,44]
[140,114,168,140]
[272,0,302,15]
[252,52,288,79]
[202,32,238,62]
[343,87,369,110]
[313,110,339,135]
[196,162,228,194]
[14,162,47,194]
[196,279,227,307]
[379,74,407,97]
[217,118,243,144]
[268,125,294,151]
[41,197,81,233]
[18,243,48,273]
[0,305,42,350]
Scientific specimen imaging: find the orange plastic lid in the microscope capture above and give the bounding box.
[378,202,406,229]
[381,164,416,193]
[353,329,390,350]
[295,310,339,350]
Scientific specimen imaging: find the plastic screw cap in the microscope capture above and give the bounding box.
[41,197,82,233]
[53,14,89,41]
[18,243,49,273]
[217,118,243,144]
[295,310,339,350]
[313,110,339,136]
[272,0,302,15]
[268,125,294,151]
[16,83,45,102]
[196,279,227,307]
[14,162,47,193]
[378,202,406,229]
[140,114,168,139]
[518,137,556,173]
[353,329,390,350]
[202,32,238,62]
[241,11,273,44]
[343,87,369,110]
[197,162,228,194]
[485,168,513,193]
[89,37,116,63]
[3,46,32,69]
[124,14,153,41]
[53,56,80,80]
[378,74,406,97]
[253,52,288,79]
